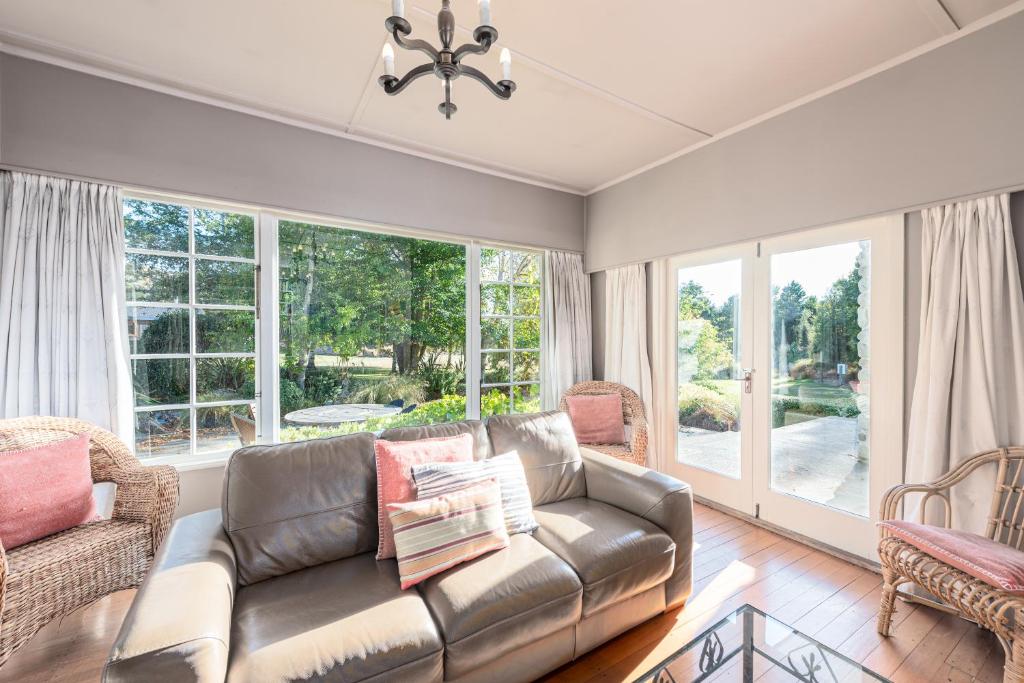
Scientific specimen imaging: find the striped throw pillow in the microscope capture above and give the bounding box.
[388,480,509,589]
[412,451,539,535]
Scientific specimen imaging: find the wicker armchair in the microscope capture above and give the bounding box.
[878,446,1024,683]
[559,381,648,466]
[0,416,179,666]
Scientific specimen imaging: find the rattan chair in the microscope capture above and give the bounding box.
[559,381,648,466]
[878,446,1024,683]
[0,416,179,666]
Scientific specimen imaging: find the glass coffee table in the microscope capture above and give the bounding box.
[635,604,890,682]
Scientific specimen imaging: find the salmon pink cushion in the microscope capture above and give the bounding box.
[880,520,1024,594]
[0,433,98,550]
[375,433,474,560]
[565,394,625,444]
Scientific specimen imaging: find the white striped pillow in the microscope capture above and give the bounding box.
[412,451,539,535]
[388,480,509,589]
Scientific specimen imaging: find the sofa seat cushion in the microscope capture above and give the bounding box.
[418,533,582,679]
[227,552,443,683]
[880,520,1024,594]
[533,498,675,616]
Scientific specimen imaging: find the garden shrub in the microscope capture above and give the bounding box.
[678,383,738,432]
[788,358,817,380]
[350,374,427,404]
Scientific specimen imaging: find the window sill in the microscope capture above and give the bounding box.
[142,451,232,472]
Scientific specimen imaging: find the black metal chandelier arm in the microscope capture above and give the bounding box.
[451,26,498,63]
[459,65,516,100]
[379,62,435,95]
[391,30,441,61]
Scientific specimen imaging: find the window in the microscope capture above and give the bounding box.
[277,221,467,441]
[479,247,542,416]
[123,194,547,462]
[125,197,258,462]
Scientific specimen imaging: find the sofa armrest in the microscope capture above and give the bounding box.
[104,509,236,683]
[581,447,693,609]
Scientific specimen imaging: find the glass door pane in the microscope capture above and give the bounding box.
[769,241,870,516]
[677,259,743,478]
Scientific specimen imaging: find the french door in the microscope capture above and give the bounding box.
[665,216,903,559]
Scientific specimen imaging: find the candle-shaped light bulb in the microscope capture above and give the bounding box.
[499,48,512,81]
[478,0,491,26]
[382,43,395,77]
[392,0,405,18]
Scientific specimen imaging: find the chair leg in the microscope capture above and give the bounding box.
[1006,626,1024,683]
[877,566,900,636]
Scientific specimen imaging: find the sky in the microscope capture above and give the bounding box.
[678,241,865,305]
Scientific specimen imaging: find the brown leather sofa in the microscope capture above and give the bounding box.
[103,411,693,683]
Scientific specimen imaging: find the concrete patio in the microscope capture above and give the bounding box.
[678,415,867,516]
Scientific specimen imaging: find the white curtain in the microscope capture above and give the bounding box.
[905,193,1024,533]
[542,251,593,409]
[649,259,677,473]
[0,171,133,443]
[604,264,655,465]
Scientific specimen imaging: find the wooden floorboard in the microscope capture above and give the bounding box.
[0,503,1001,682]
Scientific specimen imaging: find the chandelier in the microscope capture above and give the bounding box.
[379,0,516,119]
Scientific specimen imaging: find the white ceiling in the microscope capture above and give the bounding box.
[0,0,1018,193]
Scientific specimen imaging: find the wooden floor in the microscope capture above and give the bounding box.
[0,503,1003,683]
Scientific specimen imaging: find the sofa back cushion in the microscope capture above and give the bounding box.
[380,420,492,460]
[486,411,586,506]
[222,433,377,586]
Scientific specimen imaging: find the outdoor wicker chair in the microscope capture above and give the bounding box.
[0,416,179,666]
[878,446,1024,683]
[559,380,648,466]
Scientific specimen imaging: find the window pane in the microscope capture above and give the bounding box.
[481,284,510,315]
[480,247,507,282]
[511,252,541,285]
[512,384,541,413]
[513,351,540,382]
[513,318,540,349]
[196,357,255,402]
[770,241,870,517]
[129,306,188,355]
[482,352,511,384]
[196,309,255,353]
[277,221,467,441]
[481,317,510,350]
[196,260,254,305]
[133,358,189,406]
[134,409,190,459]
[196,406,248,455]
[513,285,540,316]
[124,199,188,252]
[126,253,189,303]
[481,386,512,417]
[194,209,255,258]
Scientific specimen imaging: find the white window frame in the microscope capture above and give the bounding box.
[125,192,260,468]
[126,193,548,468]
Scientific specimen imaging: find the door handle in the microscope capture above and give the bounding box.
[739,369,754,394]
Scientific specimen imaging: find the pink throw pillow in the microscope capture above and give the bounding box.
[375,433,474,560]
[0,433,99,550]
[565,394,626,444]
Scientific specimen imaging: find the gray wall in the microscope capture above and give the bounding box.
[0,55,584,252]
[585,10,1024,272]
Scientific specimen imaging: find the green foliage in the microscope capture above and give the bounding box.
[416,360,464,400]
[678,383,738,432]
[678,281,737,382]
[279,379,307,417]
[788,358,817,380]
[350,374,427,405]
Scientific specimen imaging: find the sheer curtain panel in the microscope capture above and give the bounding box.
[905,193,1024,532]
[603,263,655,465]
[542,251,592,409]
[0,172,133,442]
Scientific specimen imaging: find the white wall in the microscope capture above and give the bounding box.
[585,10,1024,272]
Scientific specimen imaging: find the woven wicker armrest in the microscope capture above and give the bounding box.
[110,464,180,553]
